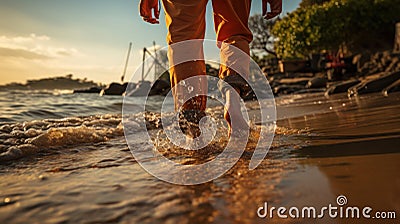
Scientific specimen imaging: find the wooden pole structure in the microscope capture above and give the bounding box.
[140,43,168,82]
[145,50,169,71]
[153,41,158,81]
[141,48,146,81]
[121,42,132,83]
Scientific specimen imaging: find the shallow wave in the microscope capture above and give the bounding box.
[0,114,126,162]
[5,91,397,164]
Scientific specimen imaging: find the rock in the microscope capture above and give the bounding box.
[385,57,399,73]
[73,86,102,94]
[306,77,328,89]
[100,83,129,96]
[383,79,400,96]
[325,79,361,96]
[281,60,310,73]
[274,85,305,95]
[125,79,173,97]
[294,88,326,94]
[348,71,400,97]
[353,54,370,73]
[278,78,310,87]
[125,81,151,97]
[359,51,400,76]
[149,79,171,96]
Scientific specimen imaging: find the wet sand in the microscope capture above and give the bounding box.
[275,92,400,223]
[0,92,399,223]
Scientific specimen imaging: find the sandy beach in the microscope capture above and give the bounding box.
[0,91,398,223]
[1,0,399,223]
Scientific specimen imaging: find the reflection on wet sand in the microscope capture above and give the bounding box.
[276,92,400,223]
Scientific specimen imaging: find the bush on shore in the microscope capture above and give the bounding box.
[272,0,400,59]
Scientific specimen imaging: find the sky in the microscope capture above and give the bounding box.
[0,0,301,85]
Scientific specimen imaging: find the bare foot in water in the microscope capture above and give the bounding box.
[224,88,249,137]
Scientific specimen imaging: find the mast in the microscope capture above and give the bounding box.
[141,48,146,81]
[121,42,132,83]
[153,41,158,81]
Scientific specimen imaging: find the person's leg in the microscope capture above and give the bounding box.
[212,0,253,135]
[212,0,253,65]
[162,0,208,112]
[162,0,208,139]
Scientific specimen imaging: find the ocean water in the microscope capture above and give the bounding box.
[0,90,127,123]
[0,90,399,223]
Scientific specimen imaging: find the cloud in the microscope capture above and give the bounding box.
[0,33,79,60]
[0,47,51,60]
[0,34,134,85]
[0,33,50,47]
[54,48,78,57]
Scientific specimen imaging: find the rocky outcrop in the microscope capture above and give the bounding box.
[100,83,129,96]
[357,51,400,76]
[125,81,152,97]
[73,87,102,94]
[348,71,400,97]
[325,79,361,96]
[383,79,400,96]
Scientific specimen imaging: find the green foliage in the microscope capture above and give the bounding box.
[272,0,400,59]
[299,0,330,7]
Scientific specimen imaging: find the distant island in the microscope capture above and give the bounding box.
[0,74,103,91]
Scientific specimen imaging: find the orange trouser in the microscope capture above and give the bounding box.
[162,0,253,111]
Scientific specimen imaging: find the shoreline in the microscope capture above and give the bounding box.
[0,92,399,223]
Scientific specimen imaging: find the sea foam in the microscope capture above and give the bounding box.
[0,114,125,162]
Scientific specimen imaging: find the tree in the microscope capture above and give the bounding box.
[249,14,279,58]
[299,0,330,7]
[272,0,400,59]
